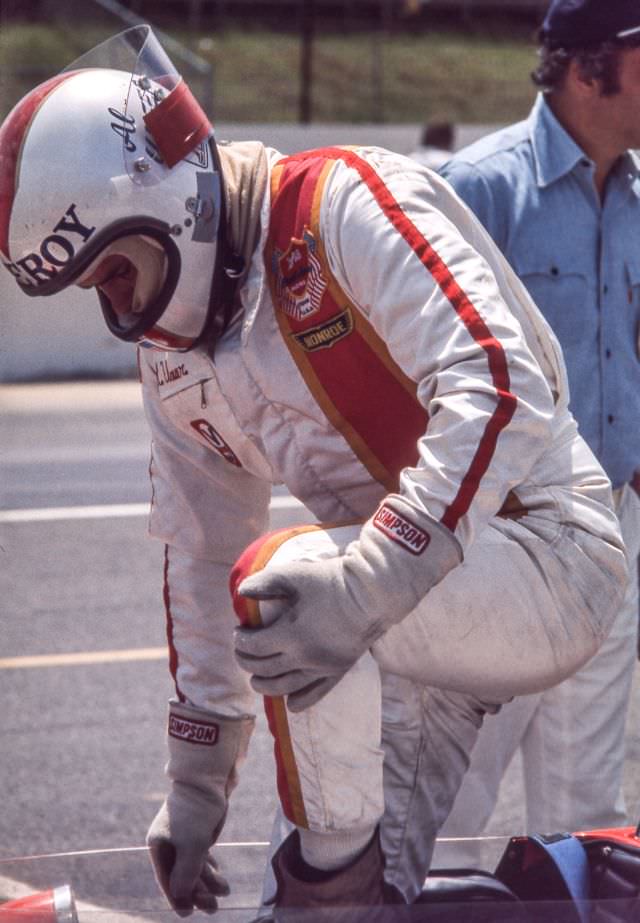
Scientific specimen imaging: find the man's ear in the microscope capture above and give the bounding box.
[567,56,602,98]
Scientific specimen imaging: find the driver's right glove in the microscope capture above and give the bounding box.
[146,699,255,917]
[234,494,462,711]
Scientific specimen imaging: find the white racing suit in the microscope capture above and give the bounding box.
[138,144,626,902]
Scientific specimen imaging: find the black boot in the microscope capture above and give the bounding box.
[261,828,404,922]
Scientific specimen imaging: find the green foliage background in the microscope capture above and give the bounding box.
[0,21,539,123]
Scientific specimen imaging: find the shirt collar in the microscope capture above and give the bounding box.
[529,93,640,192]
[529,94,587,188]
[627,149,640,181]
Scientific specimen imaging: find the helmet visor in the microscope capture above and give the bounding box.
[64,24,212,176]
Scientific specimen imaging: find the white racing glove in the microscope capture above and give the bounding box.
[234,494,462,711]
[146,700,254,917]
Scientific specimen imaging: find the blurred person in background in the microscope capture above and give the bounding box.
[409,119,454,170]
[435,0,640,867]
[0,22,628,920]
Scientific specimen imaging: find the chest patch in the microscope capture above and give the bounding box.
[190,418,242,468]
[272,227,327,321]
[292,308,353,351]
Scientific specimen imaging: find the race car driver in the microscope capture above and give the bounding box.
[0,26,627,920]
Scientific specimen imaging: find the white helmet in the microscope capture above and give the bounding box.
[0,26,236,351]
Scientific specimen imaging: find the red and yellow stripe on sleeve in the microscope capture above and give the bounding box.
[267,147,517,532]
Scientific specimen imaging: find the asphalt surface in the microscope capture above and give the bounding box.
[2,380,640,921]
[0,381,310,921]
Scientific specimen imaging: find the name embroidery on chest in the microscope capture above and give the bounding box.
[155,359,189,388]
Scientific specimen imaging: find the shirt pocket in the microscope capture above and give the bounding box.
[511,255,590,350]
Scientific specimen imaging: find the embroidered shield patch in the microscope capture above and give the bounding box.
[273,227,327,321]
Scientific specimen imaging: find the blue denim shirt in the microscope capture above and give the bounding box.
[441,94,640,488]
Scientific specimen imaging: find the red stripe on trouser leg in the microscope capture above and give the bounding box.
[230,524,325,828]
[163,544,184,703]
[230,524,324,626]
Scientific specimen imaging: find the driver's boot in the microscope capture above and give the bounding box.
[262,827,404,921]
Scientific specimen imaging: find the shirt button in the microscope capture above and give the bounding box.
[608,414,615,424]
[603,284,609,294]
[550,266,559,276]
[606,349,612,359]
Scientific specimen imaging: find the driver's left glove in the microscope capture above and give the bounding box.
[146,700,254,916]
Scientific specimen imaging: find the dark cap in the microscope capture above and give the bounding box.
[540,0,640,48]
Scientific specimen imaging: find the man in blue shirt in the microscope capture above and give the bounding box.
[435,0,640,862]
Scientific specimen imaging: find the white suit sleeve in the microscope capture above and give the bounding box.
[321,150,557,550]
[140,367,271,717]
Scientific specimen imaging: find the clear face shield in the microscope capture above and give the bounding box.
[1,25,221,351]
[64,24,212,174]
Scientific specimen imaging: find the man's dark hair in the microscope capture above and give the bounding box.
[531,35,628,96]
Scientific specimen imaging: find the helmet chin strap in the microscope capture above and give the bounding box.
[199,140,244,355]
[200,139,269,355]
[200,231,244,355]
